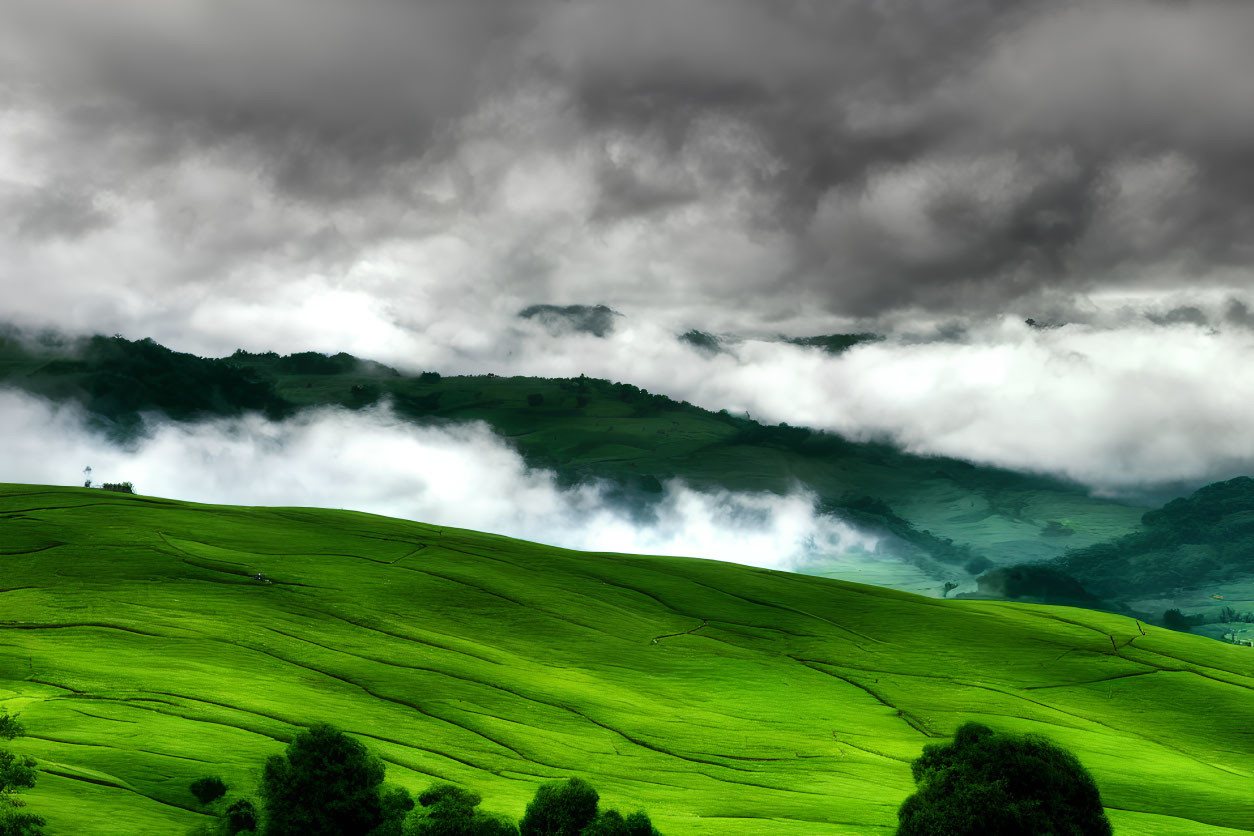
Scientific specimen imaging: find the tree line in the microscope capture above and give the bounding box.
[179,721,1112,836]
[0,710,1115,835]
[186,724,662,836]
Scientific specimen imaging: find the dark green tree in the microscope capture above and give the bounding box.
[190,776,229,805]
[260,724,386,836]
[896,722,1112,835]
[224,799,258,835]
[618,812,658,836]
[0,712,44,836]
[579,810,626,836]
[372,787,416,836]
[403,784,515,836]
[1162,608,1202,631]
[581,810,659,836]
[518,778,598,836]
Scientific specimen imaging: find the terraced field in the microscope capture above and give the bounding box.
[1,485,1252,835]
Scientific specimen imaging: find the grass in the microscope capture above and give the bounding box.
[1,485,1252,835]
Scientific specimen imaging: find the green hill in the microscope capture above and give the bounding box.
[0,331,1147,592]
[1,485,1251,835]
[1057,477,1254,598]
[1030,477,1254,642]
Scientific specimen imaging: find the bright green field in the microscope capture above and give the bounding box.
[1,485,1251,835]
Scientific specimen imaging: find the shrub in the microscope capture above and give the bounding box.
[579,811,625,836]
[896,722,1112,835]
[518,778,598,836]
[403,784,515,836]
[260,724,386,836]
[1162,608,1205,631]
[581,810,659,836]
[0,711,44,836]
[527,394,545,407]
[224,799,258,835]
[100,482,135,494]
[190,776,229,805]
[619,812,658,836]
[0,808,47,836]
[372,787,416,836]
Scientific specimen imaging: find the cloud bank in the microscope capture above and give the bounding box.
[0,391,923,583]
[2,1,1252,496]
[2,0,1253,338]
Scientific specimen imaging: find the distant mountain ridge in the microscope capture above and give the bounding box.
[0,331,1148,590]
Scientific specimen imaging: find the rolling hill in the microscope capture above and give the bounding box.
[1,485,1252,835]
[1037,477,1254,643]
[0,331,1148,597]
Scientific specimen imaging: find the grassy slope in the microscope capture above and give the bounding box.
[1,486,1251,835]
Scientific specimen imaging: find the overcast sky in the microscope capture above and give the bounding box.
[3,0,1254,497]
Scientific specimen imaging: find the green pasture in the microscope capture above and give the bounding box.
[1,485,1251,834]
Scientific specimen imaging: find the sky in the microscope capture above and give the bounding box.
[3,1,1254,544]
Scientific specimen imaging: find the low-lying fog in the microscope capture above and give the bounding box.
[14,300,1254,499]
[0,390,948,589]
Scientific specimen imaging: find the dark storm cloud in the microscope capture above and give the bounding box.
[2,0,548,198]
[2,0,1253,326]
[6,184,110,240]
[542,0,1254,312]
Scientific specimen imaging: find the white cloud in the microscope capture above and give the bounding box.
[0,391,911,581]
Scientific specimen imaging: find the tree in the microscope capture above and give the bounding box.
[403,784,516,836]
[260,724,387,836]
[224,799,258,835]
[1162,608,1203,631]
[190,776,229,805]
[373,787,416,836]
[896,722,1112,835]
[0,712,44,836]
[518,778,598,836]
[580,810,658,836]
[618,812,658,836]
